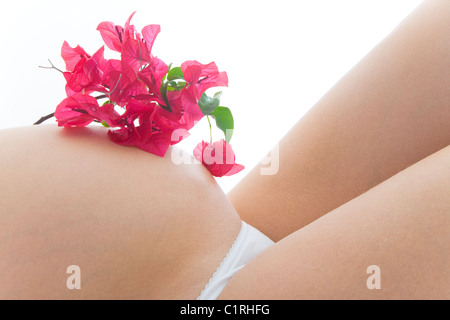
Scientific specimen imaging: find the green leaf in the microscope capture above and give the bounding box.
[162,63,173,82]
[160,81,172,112]
[198,92,222,116]
[160,80,168,97]
[101,121,110,128]
[167,80,187,92]
[167,67,184,81]
[211,106,234,143]
[175,81,186,90]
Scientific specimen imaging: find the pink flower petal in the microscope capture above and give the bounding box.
[97,22,124,52]
[142,24,161,53]
[121,38,151,72]
[193,140,243,177]
[61,41,89,72]
[225,164,245,176]
[55,94,100,127]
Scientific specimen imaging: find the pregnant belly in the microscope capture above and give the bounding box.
[0,125,242,299]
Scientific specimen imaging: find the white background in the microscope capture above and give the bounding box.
[0,0,423,193]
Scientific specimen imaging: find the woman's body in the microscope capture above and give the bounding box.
[0,0,448,299]
[230,0,450,242]
[0,125,243,299]
[222,0,450,299]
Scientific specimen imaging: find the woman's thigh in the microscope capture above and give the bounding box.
[0,125,242,299]
[220,145,450,300]
[229,0,450,241]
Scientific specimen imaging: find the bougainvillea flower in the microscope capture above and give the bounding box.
[180,88,208,130]
[107,99,174,157]
[96,103,122,127]
[151,89,199,144]
[109,126,173,157]
[97,12,160,74]
[62,43,106,96]
[193,140,244,177]
[102,59,134,99]
[97,12,136,53]
[121,37,152,72]
[107,101,152,140]
[180,61,229,129]
[43,13,243,175]
[138,56,168,101]
[122,21,160,73]
[142,24,161,53]
[181,61,229,100]
[61,41,90,72]
[55,93,104,127]
[101,59,148,106]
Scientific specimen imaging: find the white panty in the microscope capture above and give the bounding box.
[197,221,274,300]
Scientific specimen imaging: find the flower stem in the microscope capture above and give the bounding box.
[34,112,55,125]
[95,94,108,100]
[107,74,123,99]
[207,115,213,145]
[39,59,64,74]
[160,81,172,112]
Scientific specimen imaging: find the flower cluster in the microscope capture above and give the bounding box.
[40,12,244,177]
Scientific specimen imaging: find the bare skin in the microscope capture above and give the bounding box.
[220,0,450,299]
[229,0,450,242]
[221,145,450,299]
[0,125,242,299]
[0,0,448,300]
